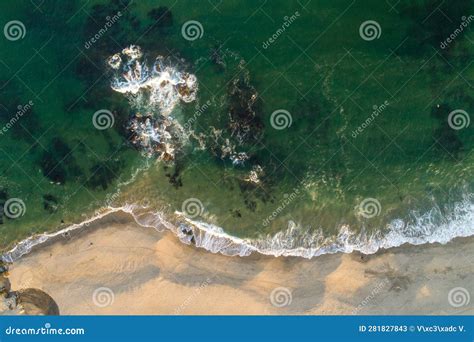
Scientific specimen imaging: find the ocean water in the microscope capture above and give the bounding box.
[0,0,473,258]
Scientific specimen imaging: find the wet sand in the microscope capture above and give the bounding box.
[4,212,474,315]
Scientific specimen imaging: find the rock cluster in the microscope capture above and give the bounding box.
[0,262,59,315]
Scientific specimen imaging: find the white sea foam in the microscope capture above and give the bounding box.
[108,45,198,116]
[1,206,129,263]
[108,45,196,160]
[172,195,474,258]
[2,195,473,263]
[3,45,473,262]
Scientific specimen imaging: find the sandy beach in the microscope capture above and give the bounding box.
[2,212,473,315]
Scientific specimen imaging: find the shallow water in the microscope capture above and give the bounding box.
[0,0,473,257]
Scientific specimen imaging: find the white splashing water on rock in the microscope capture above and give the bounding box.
[107,45,197,160]
[108,45,198,116]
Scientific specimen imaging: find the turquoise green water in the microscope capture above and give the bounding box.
[0,0,473,256]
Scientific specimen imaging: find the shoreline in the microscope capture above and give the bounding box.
[3,195,474,263]
[1,207,128,263]
[3,211,474,315]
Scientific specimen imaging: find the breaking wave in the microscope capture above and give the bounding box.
[4,46,472,263]
[171,193,474,258]
[3,194,472,262]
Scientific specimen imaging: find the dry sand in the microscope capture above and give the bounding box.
[4,212,474,315]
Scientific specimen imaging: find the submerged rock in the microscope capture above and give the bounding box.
[43,194,59,214]
[147,7,173,27]
[227,67,263,145]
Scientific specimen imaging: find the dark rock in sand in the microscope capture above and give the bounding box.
[16,288,60,315]
[0,276,11,294]
[0,263,8,274]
